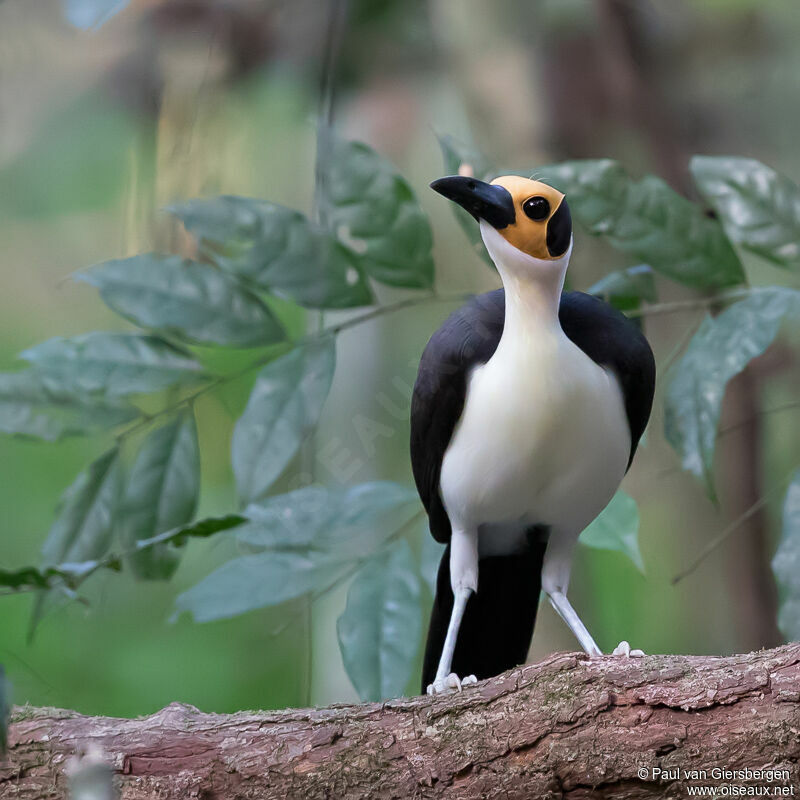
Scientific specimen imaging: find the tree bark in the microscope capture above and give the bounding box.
[3,645,799,800]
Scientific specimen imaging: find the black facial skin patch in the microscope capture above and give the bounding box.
[547,198,572,257]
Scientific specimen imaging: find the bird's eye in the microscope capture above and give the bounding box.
[523,196,550,221]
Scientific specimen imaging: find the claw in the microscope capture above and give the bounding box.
[426,673,478,695]
[612,640,645,657]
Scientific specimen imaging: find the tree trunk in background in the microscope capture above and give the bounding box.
[4,646,799,799]
[720,371,782,647]
[536,0,782,653]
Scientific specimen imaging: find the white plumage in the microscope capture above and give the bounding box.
[440,225,630,559]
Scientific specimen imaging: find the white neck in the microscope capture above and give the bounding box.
[480,222,572,343]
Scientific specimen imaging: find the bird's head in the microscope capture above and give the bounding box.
[430,174,572,273]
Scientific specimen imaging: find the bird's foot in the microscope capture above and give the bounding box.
[612,640,645,657]
[426,673,478,695]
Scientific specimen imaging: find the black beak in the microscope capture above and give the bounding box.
[430,176,516,229]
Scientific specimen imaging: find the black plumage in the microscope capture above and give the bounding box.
[410,289,506,544]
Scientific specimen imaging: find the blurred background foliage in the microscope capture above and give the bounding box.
[0,0,799,719]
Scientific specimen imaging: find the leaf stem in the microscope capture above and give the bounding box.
[268,508,425,639]
[671,464,797,585]
[654,402,800,483]
[627,287,754,319]
[113,291,470,443]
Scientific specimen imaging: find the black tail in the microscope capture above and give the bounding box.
[421,537,547,692]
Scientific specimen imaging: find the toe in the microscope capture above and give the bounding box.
[612,641,632,657]
[445,673,462,692]
[611,641,646,657]
[426,673,477,696]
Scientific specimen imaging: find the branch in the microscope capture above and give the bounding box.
[4,645,799,799]
[109,291,470,446]
[625,287,754,319]
[671,463,798,585]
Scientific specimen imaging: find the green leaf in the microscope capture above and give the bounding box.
[119,413,200,580]
[536,159,630,236]
[587,265,656,312]
[691,156,800,271]
[538,161,745,288]
[0,666,8,754]
[170,196,373,309]
[174,482,419,623]
[0,370,138,441]
[337,540,422,701]
[77,254,285,348]
[30,449,122,633]
[664,287,800,496]
[579,490,644,573]
[232,340,336,504]
[237,482,420,558]
[323,139,434,289]
[438,134,495,267]
[772,471,800,642]
[20,332,204,397]
[41,449,122,567]
[173,550,344,623]
[607,175,745,289]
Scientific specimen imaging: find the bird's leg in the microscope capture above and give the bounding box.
[542,529,602,657]
[547,591,603,656]
[429,587,473,691]
[427,527,479,695]
[542,527,643,657]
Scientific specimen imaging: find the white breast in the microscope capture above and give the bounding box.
[438,328,630,550]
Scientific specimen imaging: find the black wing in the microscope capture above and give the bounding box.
[410,289,505,543]
[410,288,655,544]
[558,291,656,468]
